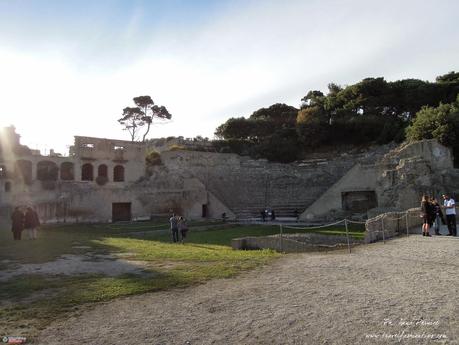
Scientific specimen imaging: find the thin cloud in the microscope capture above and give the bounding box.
[0,0,458,153]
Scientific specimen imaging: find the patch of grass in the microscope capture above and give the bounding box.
[97,237,276,263]
[0,219,172,265]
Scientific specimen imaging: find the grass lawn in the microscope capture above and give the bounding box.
[0,220,364,339]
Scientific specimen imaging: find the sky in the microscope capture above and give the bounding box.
[0,0,458,155]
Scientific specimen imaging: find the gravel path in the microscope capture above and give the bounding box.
[37,235,459,345]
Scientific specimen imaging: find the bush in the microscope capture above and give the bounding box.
[168,144,187,151]
[145,150,162,166]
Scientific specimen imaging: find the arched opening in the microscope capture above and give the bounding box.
[113,165,124,182]
[98,164,108,178]
[60,162,75,180]
[81,163,94,181]
[15,160,32,184]
[37,161,59,181]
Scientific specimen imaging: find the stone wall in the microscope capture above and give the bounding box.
[364,208,424,243]
[3,125,457,224]
[300,163,378,221]
[159,146,391,219]
[231,233,361,253]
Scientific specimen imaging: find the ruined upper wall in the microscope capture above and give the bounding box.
[71,136,146,162]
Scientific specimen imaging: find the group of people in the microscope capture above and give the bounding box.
[169,214,189,243]
[261,208,276,222]
[421,194,457,237]
[11,206,40,240]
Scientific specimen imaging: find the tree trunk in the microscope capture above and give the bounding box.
[142,122,151,142]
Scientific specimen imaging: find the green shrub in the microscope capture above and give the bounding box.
[145,150,162,166]
[168,144,187,151]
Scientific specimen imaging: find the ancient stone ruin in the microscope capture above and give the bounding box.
[1,126,458,223]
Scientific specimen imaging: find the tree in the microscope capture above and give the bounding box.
[249,103,298,125]
[118,107,144,141]
[406,95,459,147]
[118,95,171,142]
[436,71,459,83]
[215,117,255,140]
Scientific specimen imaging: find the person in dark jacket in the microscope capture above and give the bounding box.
[24,206,40,240]
[11,206,25,240]
[421,195,433,237]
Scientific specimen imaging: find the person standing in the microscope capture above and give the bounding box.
[24,206,40,240]
[442,194,457,236]
[169,214,179,243]
[260,210,265,222]
[431,198,444,235]
[421,195,432,237]
[11,206,24,240]
[178,216,189,244]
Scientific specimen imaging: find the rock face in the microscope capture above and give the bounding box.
[376,140,456,211]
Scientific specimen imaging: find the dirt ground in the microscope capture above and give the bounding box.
[35,235,459,345]
[0,253,150,282]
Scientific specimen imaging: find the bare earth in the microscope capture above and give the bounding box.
[37,236,459,345]
[0,253,149,282]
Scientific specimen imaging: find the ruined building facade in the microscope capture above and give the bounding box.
[1,126,458,224]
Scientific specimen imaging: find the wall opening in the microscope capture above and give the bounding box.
[113,165,124,182]
[112,202,131,222]
[98,164,108,178]
[342,191,377,213]
[60,162,74,180]
[81,163,94,181]
[202,204,208,218]
[37,161,59,181]
[5,181,11,192]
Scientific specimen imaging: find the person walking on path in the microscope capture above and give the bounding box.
[421,195,433,237]
[24,206,40,240]
[431,198,445,235]
[442,194,457,236]
[178,216,189,244]
[11,206,25,240]
[169,214,179,243]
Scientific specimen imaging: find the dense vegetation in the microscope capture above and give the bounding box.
[214,71,459,162]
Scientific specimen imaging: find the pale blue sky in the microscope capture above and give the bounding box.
[0,0,458,154]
